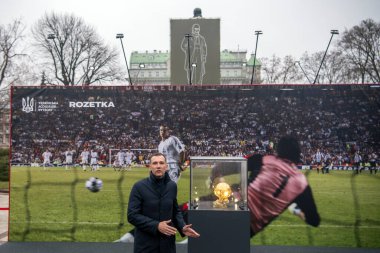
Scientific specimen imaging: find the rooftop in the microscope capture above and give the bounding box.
[130,50,169,64]
[130,49,261,65]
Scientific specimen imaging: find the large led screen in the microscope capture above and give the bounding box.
[9,85,380,247]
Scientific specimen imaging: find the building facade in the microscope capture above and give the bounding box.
[0,108,10,149]
[129,50,170,85]
[129,49,261,85]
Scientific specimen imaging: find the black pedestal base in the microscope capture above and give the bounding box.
[188,210,250,253]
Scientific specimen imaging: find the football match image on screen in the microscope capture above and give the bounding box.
[9,85,380,247]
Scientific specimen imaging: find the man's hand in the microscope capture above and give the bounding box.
[182,224,200,238]
[158,220,177,236]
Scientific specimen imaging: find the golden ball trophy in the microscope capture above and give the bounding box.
[213,182,232,208]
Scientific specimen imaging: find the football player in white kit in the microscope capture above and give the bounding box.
[116,149,126,171]
[90,148,99,171]
[80,148,90,171]
[125,149,135,171]
[64,148,75,170]
[42,149,52,170]
[158,125,186,183]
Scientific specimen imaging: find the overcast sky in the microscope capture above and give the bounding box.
[1,0,380,61]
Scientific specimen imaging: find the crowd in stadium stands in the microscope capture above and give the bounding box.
[11,86,379,168]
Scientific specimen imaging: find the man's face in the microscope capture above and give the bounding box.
[192,26,200,36]
[159,126,169,139]
[150,155,167,178]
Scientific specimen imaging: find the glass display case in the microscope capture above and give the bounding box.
[189,156,247,211]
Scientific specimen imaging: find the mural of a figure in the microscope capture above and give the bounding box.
[181,23,207,85]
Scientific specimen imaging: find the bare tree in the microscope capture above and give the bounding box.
[0,19,25,87]
[301,51,324,84]
[260,55,282,83]
[313,50,351,84]
[339,19,380,83]
[32,12,123,86]
[280,55,301,83]
[260,55,302,84]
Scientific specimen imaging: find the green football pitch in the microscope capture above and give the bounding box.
[9,166,380,248]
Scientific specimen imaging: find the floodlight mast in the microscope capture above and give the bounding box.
[116,33,133,86]
[185,34,193,85]
[313,30,339,84]
[250,30,263,84]
[295,61,312,84]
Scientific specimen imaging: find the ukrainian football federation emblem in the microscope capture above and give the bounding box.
[22,97,34,113]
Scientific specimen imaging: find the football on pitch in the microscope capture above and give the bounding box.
[85,177,103,192]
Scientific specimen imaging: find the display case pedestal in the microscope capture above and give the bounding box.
[188,210,250,253]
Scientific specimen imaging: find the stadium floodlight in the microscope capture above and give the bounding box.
[116,33,124,39]
[191,63,197,84]
[241,62,247,81]
[185,33,193,85]
[313,29,339,84]
[295,61,312,84]
[135,63,145,84]
[250,30,263,85]
[47,33,55,40]
[116,33,132,86]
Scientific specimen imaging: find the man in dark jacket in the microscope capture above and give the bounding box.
[128,153,199,253]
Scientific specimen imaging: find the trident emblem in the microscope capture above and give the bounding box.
[22,97,34,113]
